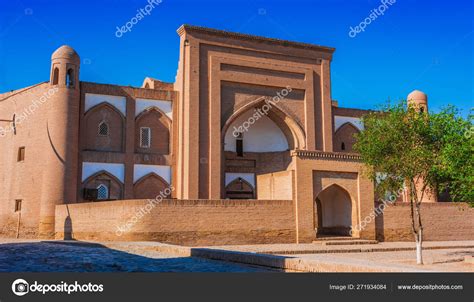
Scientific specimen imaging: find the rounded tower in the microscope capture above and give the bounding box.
[407,90,428,113]
[38,46,81,238]
[404,89,437,202]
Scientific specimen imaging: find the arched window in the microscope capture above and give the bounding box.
[98,121,109,136]
[97,184,109,200]
[66,68,74,88]
[341,142,345,150]
[52,67,59,85]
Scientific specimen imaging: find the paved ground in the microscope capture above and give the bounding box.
[198,240,474,272]
[285,248,474,272]
[1,239,473,272]
[206,241,474,254]
[0,240,274,272]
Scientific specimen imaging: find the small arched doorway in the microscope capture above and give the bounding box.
[315,184,353,236]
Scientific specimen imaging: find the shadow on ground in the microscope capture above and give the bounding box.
[0,241,275,272]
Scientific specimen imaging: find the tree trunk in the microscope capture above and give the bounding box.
[416,228,423,265]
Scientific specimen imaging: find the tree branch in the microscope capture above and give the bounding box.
[409,180,417,237]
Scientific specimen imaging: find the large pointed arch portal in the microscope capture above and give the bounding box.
[222,97,306,151]
[219,97,306,199]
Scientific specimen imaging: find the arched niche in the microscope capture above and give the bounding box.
[133,173,171,199]
[315,184,353,236]
[83,103,125,152]
[135,107,171,154]
[222,98,306,152]
[333,122,360,153]
[82,170,123,201]
[225,177,255,199]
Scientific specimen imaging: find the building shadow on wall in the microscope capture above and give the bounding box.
[63,205,74,240]
[0,241,275,272]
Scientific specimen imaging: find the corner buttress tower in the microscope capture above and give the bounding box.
[405,89,438,203]
[38,45,81,237]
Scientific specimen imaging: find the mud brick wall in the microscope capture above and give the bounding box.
[375,202,474,241]
[55,199,296,246]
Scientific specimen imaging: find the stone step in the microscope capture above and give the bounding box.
[323,240,378,246]
[315,236,355,241]
[313,239,379,245]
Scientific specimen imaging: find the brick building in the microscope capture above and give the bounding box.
[1,25,470,245]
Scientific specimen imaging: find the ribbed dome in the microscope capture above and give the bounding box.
[51,45,80,63]
[407,90,427,103]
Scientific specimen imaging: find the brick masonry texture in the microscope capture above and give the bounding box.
[375,202,474,241]
[54,199,296,246]
[1,26,473,246]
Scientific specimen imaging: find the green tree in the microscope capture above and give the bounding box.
[354,101,473,264]
[430,107,474,204]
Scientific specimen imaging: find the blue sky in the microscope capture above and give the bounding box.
[0,0,472,112]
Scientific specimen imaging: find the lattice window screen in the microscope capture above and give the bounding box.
[98,121,109,136]
[97,184,109,200]
[140,127,151,148]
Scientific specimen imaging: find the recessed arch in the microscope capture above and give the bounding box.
[334,116,363,132]
[135,106,172,125]
[52,67,59,85]
[133,172,171,199]
[335,122,361,134]
[82,170,123,201]
[84,94,126,116]
[225,177,255,199]
[83,170,123,186]
[315,183,353,236]
[66,68,75,88]
[334,122,360,153]
[135,106,171,154]
[224,109,289,152]
[222,97,306,151]
[83,102,125,152]
[84,102,126,119]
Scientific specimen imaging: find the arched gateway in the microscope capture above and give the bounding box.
[315,184,353,236]
[221,98,305,199]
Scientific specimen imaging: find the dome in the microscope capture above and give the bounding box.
[51,45,80,63]
[407,90,427,103]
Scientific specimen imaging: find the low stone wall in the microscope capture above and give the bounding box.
[375,202,474,241]
[55,199,296,246]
